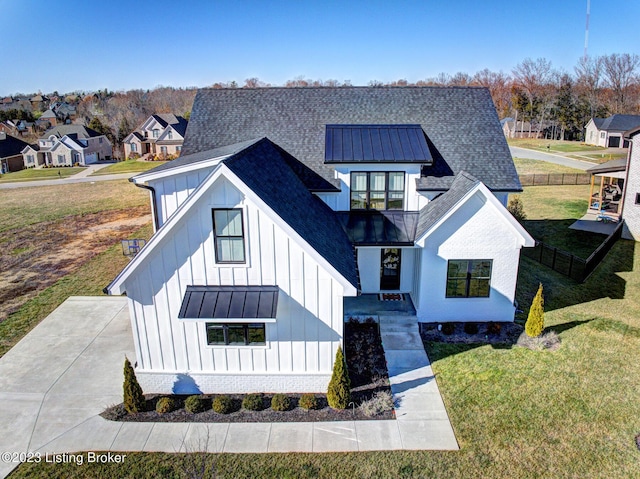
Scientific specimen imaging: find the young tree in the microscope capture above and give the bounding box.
[123,356,146,414]
[507,195,526,222]
[327,345,351,409]
[525,284,545,338]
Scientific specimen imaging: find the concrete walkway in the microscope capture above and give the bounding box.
[0,297,457,478]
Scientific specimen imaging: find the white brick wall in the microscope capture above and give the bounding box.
[136,371,332,394]
[623,138,640,240]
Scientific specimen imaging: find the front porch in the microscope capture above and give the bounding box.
[344,293,416,318]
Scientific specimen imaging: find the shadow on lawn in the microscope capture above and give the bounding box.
[516,239,636,314]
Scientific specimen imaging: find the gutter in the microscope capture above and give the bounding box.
[130,177,160,231]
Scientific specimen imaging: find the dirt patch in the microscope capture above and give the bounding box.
[0,206,151,321]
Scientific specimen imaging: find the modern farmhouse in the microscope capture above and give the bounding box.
[106,87,534,394]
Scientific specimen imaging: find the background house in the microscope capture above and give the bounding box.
[107,87,533,394]
[0,132,30,173]
[123,114,188,159]
[22,124,112,167]
[584,114,640,148]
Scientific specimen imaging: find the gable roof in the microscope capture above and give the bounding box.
[586,158,627,175]
[596,114,640,132]
[0,133,30,158]
[415,170,534,246]
[109,138,358,294]
[182,87,521,192]
[324,124,433,163]
[40,124,101,139]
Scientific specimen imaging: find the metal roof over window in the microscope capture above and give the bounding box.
[324,124,433,164]
[335,211,419,246]
[178,285,279,320]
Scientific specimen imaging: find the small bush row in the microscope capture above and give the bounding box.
[438,322,502,335]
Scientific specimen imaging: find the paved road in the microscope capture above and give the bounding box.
[509,146,595,171]
[0,165,134,190]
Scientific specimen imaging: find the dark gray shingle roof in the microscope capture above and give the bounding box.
[0,133,30,158]
[598,114,640,132]
[40,124,101,139]
[586,158,627,174]
[182,87,521,192]
[416,171,480,238]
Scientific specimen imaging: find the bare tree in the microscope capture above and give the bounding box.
[574,55,604,118]
[512,58,555,136]
[472,69,512,117]
[601,53,640,113]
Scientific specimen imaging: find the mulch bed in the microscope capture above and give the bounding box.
[420,321,524,344]
[101,321,394,423]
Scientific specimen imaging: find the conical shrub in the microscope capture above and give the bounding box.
[123,356,146,414]
[327,345,351,409]
[525,283,545,338]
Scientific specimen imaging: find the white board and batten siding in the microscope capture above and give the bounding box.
[414,189,526,323]
[123,175,347,393]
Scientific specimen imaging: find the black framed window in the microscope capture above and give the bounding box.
[206,323,266,345]
[212,209,246,263]
[350,172,405,210]
[446,260,492,298]
[635,193,640,205]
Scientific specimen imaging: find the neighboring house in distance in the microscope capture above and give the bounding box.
[0,132,30,173]
[106,87,534,394]
[584,114,640,148]
[501,117,542,138]
[123,114,188,159]
[29,94,49,111]
[22,124,112,167]
[37,102,76,127]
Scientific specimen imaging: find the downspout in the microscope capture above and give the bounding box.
[131,178,160,232]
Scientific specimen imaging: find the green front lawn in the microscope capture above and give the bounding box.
[508,138,603,153]
[90,160,168,176]
[513,157,583,175]
[0,167,85,182]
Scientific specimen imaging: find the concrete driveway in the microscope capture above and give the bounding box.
[0,297,457,478]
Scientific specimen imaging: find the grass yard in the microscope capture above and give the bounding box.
[8,181,640,478]
[513,157,583,175]
[516,185,604,257]
[91,159,168,176]
[567,152,628,164]
[507,138,601,153]
[0,167,85,182]
[0,180,148,233]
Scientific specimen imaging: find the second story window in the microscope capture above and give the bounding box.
[167,130,173,140]
[152,129,160,138]
[350,172,405,210]
[212,209,246,263]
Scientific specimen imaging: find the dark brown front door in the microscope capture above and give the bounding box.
[380,248,401,290]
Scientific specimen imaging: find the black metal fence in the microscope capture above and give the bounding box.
[522,220,624,282]
[519,173,591,186]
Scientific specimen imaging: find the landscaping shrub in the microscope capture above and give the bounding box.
[441,323,455,335]
[271,394,290,412]
[487,322,502,335]
[358,390,394,417]
[212,395,233,414]
[507,195,526,222]
[526,283,545,338]
[299,394,319,410]
[327,345,351,409]
[123,356,145,414]
[242,393,264,411]
[184,395,206,414]
[156,397,176,414]
[464,322,479,334]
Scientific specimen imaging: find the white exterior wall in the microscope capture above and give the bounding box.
[333,164,422,211]
[148,167,218,227]
[122,175,346,394]
[585,120,601,146]
[357,247,415,293]
[622,138,640,240]
[415,190,523,322]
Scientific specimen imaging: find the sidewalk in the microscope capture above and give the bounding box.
[0,297,458,478]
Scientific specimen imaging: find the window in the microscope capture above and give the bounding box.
[635,193,640,205]
[57,154,65,164]
[206,323,265,345]
[212,209,246,263]
[99,137,103,143]
[600,132,605,139]
[167,130,173,140]
[130,142,137,152]
[350,172,405,210]
[160,146,168,154]
[152,129,160,138]
[176,145,182,152]
[446,260,492,298]
[27,154,34,164]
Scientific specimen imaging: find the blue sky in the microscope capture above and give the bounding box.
[1,0,638,96]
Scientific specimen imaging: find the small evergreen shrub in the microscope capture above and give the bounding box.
[358,391,394,417]
[271,394,290,411]
[464,322,479,334]
[156,397,176,414]
[123,357,145,414]
[526,283,545,338]
[327,346,351,409]
[242,393,264,411]
[507,195,527,222]
[487,322,502,335]
[299,394,319,410]
[184,395,206,414]
[212,395,233,414]
[441,323,455,335]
